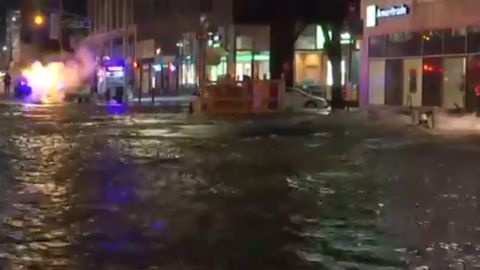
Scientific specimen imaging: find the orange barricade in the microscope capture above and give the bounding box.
[193,80,285,114]
[252,80,285,113]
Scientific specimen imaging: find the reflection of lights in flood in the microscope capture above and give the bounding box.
[103,182,135,205]
[151,220,166,229]
[106,102,128,115]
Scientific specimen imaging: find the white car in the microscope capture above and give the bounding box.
[285,87,332,115]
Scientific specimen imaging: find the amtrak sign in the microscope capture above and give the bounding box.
[366,4,410,27]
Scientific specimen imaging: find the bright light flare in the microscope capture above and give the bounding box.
[21,47,96,104]
[34,14,45,26]
[22,62,66,103]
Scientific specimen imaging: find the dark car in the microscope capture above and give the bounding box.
[14,77,33,99]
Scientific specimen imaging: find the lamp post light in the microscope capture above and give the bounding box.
[33,14,46,27]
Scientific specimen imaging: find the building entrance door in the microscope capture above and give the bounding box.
[422,58,443,107]
[385,59,403,106]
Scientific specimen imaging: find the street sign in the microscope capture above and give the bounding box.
[62,19,91,29]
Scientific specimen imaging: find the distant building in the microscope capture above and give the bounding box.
[8,0,89,66]
[86,0,359,98]
[87,0,135,60]
[5,10,21,65]
[2,10,20,69]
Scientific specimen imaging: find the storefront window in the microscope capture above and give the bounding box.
[235,51,252,80]
[466,55,480,111]
[443,57,466,109]
[422,30,443,55]
[326,60,346,86]
[236,36,253,50]
[208,58,227,82]
[294,52,322,85]
[295,25,316,50]
[444,27,466,54]
[235,51,270,80]
[403,32,422,56]
[386,33,403,57]
[254,51,270,79]
[467,26,480,53]
[368,35,386,57]
[181,60,195,85]
[422,57,443,106]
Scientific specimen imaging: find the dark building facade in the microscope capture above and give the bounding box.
[87,0,360,95]
[16,0,89,64]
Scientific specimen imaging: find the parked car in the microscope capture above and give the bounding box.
[296,84,328,98]
[285,87,331,115]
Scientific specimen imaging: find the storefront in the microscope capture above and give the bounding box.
[234,51,270,80]
[294,24,359,91]
[361,0,480,111]
[178,25,271,84]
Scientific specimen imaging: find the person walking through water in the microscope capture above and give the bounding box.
[3,72,11,97]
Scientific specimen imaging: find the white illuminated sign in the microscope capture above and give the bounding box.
[366,5,378,28]
[366,4,410,28]
[377,5,409,18]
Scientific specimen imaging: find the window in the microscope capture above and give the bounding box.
[386,33,404,57]
[422,30,443,55]
[403,32,422,56]
[443,57,466,109]
[467,26,480,53]
[466,55,480,111]
[444,28,466,54]
[295,25,316,50]
[368,35,386,57]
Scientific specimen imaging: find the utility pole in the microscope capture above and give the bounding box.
[59,0,63,56]
[197,14,209,92]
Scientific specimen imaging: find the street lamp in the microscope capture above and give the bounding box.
[2,46,7,52]
[33,13,45,27]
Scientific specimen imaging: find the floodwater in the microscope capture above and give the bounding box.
[0,102,479,269]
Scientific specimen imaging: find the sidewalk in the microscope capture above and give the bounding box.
[128,96,195,105]
[363,104,480,135]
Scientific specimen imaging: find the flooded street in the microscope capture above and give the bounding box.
[0,103,479,269]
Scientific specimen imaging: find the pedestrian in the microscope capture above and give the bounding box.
[3,72,11,96]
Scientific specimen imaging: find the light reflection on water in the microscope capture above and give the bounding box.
[1,104,480,269]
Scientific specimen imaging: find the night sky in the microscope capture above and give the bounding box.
[0,0,87,43]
